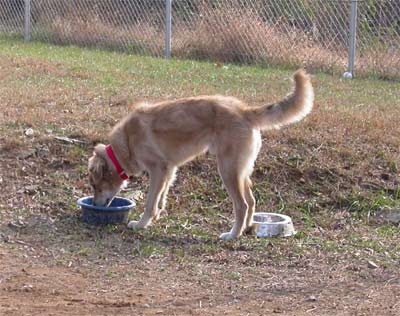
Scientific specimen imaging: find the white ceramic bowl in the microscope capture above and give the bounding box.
[253,212,296,237]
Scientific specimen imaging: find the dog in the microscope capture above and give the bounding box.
[88,69,313,240]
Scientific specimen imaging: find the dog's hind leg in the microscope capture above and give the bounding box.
[244,177,256,234]
[217,156,248,240]
[128,165,172,230]
[243,130,261,234]
[217,129,261,239]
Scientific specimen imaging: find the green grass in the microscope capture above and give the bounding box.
[3,39,282,99]
[1,35,399,106]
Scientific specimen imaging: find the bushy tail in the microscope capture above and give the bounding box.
[244,69,314,130]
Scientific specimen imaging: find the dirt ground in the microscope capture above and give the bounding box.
[1,232,399,316]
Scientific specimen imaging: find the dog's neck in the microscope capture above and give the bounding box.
[105,144,129,180]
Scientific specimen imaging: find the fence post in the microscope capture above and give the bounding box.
[24,0,31,41]
[347,0,358,78]
[165,0,172,59]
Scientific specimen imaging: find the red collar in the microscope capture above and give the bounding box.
[105,145,129,180]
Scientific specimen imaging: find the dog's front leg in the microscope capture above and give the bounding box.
[128,166,169,230]
[156,167,177,220]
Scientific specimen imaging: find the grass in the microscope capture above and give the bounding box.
[0,36,399,271]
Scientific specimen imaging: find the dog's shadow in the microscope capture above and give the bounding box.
[2,211,260,265]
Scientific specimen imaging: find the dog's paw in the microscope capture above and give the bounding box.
[155,209,168,220]
[127,220,145,230]
[219,232,235,240]
[244,224,256,235]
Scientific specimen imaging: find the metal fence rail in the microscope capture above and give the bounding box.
[0,0,399,79]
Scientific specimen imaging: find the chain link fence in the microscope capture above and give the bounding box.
[0,0,399,79]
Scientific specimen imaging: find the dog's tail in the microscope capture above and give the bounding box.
[244,69,314,130]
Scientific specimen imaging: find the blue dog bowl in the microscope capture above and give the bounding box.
[77,196,135,225]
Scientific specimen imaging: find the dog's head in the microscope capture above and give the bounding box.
[88,144,124,206]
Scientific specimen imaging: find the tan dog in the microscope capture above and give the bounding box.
[88,70,313,240]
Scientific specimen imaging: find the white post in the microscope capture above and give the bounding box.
[347,0,358,78]
[24,0,31,41]
[165,0,172,59]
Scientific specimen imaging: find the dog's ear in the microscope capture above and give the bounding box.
[89,144,107,183]
[89,155,107,183]
[94,144,106,157]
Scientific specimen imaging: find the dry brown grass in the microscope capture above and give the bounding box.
[0,42,398,217]
[40,13,164,55]
[30,5,400,79]
[172,7,347,73]
[357,46,400,80]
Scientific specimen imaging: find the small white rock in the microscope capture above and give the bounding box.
[24,128,34,136]
[367,260,379,269]
[342,72,353,79]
